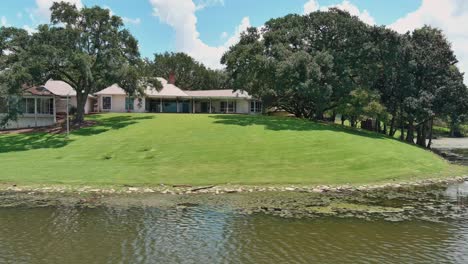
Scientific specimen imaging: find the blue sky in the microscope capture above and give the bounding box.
[1,0,468,82]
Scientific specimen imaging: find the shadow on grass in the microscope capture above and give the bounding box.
[0,115,154,153]
[210,114,387,140]
[73,115,154,136]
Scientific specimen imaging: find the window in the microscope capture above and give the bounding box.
[250,101,262,113]
[0,97,8,113]
[220,101,236,113]
[21,98,36,114]
[125,97,134,111]
[37,98,53,115]
[103,96,112,110]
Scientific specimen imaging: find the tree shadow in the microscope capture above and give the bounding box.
[0,133,69,153]
[73,115,154,136]
[0,114,155,153]
[210,114,387,140]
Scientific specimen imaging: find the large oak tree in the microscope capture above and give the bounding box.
[1,2,159,124]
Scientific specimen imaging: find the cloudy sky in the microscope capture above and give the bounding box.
[1,0,467,81]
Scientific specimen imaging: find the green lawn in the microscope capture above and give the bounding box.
[0,113,462,187]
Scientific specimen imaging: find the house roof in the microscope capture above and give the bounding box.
[43,79,95,98]
[144,78,189,97]
[94,77,253,99]
[94,84,127,95]
[44,79,76,96]
[24,86,54,96]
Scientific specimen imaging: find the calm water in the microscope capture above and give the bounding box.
[1,187,468,264]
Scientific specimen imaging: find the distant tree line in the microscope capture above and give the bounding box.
[221,9,468,148]
[150,52,228,90]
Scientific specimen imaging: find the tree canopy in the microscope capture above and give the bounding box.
[222,9,468,148]
[150,52,228,90]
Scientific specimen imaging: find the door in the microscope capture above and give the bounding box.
[201,102,209,113]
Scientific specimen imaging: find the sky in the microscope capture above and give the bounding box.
[1,0,468,83]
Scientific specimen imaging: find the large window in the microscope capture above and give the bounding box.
[21,98,36,114]
[103,96,112,110]
[220,101,236,113]
[250,101,262,113]
[37,98,54,115]
[125,97,134,111]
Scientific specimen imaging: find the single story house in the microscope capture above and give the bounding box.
[44,79,96,114]
[0,86,56,130]
[95,77,262,114]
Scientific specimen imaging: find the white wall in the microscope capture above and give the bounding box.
[0,114,55,130]
[56,96,95,114]
[97,95,145,113]
[236,100,250,114]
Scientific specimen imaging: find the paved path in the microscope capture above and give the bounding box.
[431,138,468,149]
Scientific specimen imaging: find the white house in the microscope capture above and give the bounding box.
[0,86,56,130]
[95,77,262,114]
[44,79,96,114]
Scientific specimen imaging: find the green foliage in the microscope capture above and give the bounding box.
[151,52,227,90]
[1,2,156,124]
[222,9,468,146]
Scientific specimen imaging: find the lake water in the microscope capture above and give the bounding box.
[1,145,468,264]
[1,182,468,264]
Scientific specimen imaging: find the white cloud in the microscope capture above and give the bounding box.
[123,17,142,25]
[17,12,23,19]
[103,5,141,26]
[220,31,228,39]
[32,0,83,22]
[1,16,8,27]
[303,0,319,14]
[303,0,375,25]
[150,0,250,69]
[195,0,224,11]
[389,0,468,83]
[23,25,38,34]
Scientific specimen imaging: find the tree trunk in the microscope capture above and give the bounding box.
[389,116,395,136]
[341,115,345,126]
[74,91,88,124]
[330,111,337,123]
[406,120,414,144]
[427,117,434,149]
[350,116,356,128]
[416,122,426,147]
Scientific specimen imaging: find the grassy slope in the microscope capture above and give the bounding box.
[0,114,462,187]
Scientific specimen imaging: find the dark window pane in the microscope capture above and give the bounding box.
[103,97,112,110]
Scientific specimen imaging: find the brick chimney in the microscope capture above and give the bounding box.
[168,72,176,85]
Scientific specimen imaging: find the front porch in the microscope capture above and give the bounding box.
[145,97,255,114]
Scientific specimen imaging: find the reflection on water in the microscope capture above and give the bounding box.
[1,204,468,264]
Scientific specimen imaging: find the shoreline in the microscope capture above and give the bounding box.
[1,175,467,222]
[2,175,467,196]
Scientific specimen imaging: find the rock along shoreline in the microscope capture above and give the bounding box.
[1,175,467,196]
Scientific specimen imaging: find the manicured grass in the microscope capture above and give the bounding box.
[0,114,463,187]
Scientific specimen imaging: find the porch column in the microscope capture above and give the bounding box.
[34,97,38,127]
[160,97,163,113]
[209,99,212,113]
[53,96,56,123]
[176,98,179,113]
[253,100,256,113]
[226,100,229,114]
[192,98,195,113]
